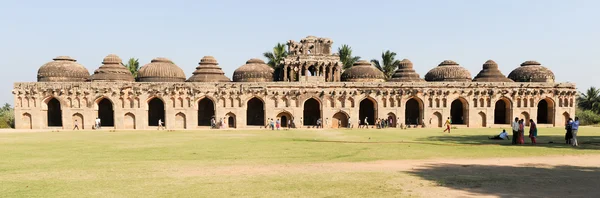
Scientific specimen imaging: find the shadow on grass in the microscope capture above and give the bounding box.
[416,135,600,150]
[409,164,600,197]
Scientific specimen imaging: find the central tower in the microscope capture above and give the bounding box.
[281,36,342,82]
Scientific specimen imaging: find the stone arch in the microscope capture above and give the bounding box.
[390,97,395,107]
[332,111,349,128]
[559,98,563,107]
[96,97,115,127]
[179,97,184,108]
[428,98,433,108]
[45,97,62,127]
[530,99,535,107]
[405,97,424,125]
[450,97,469,125]
[479,111,487,127]
[537,98,555,124]
[569,98,574,107]
[432,112,443,128]
[226,112,236,128]
[387,112,397,127]
[435,98,440,108]
[520,111,531,126]
[124,113,136,129]
[517,98,522,108]
[72,113,84,129]
[473,98,478,107]
[175,112,186,129]
[303,97,322,126]
[338,97,345,108]
[22,113,32,129]
[247,97,265,126]
[348,97,355,108]
[524,98,528,107]
[494,97,512,124]
[148,97,165,126]
[197,97,216,126]
[479,98,485,108]
[359,97,377,126]
[442,98,447,108]
[276,110,293,128]
[562,112,570,125]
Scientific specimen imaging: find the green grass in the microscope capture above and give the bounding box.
[0,127,599,197]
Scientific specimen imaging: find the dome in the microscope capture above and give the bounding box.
[424,60,472,82]
[472,60,513,82]
[389,59,425,82]
[507,60,555,82]
[187,56,230,82]
[37,56,90,82]
[232,58,274,82]
[90,54,135,82]
[341,60,385,82]
[137,57,186,82]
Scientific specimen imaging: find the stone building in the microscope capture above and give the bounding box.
[12,36,576,130]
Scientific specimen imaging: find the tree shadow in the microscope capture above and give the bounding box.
[417,135,600,150]
[409,164,600,197]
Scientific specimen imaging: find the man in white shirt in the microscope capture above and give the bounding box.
[511,117,519,145]
[489,129,510,140]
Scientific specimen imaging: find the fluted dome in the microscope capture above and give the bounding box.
[472,60,513,82]
[90,54,135,82]
[424,60,472,82]
[37,56,90,82]
[389,59,425,82]
[341,60,385,82]
[507,61,555,82]
[187,56,230,82]
[232,59,274,82]
[137,57,186,82]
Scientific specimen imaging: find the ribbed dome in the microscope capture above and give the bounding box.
[90,54,135,82]
[389,59,425,82]
[341,60,385,82]
[424,60,472,82]
[137,57,186,82]
[37,56,90,82]
[232,58,274,82]
[472,60,513,82]
[507,60,555,82]
[187,56,230,82]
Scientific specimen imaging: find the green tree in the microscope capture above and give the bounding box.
[0,103,14,128]
[124,58,140,79]
[338,44,361,69]
[371,50,401,79]
[578,87,600,113]
[263,43,288,81]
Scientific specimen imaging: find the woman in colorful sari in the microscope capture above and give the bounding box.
[528,119,537,145]
[518,119,525,144]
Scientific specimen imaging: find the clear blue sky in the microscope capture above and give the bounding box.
[1,0,598,106]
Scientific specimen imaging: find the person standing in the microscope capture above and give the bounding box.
[511,117,519,145]
[518,119,525,144]
[270,118,275,130]
[565,118,573,144]
[276,119,281,130]
[287,119,291,129]
[571,117,579,147]
[73,119,80,130]
[364,117,369,129]
[529,119,537,145]
[158,119,165,130]
[338,120,341,128]
[443,117,451,133]
[348,117,352,129]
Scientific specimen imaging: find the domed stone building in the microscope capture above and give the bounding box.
[13,36,576,130]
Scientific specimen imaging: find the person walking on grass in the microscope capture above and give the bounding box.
[364,117,369,129]
[73,119,80,130]
[571,117,580,147]
[443,117,451,133]
[158,119,165,130]
[276,119,281,130]
[511,117,519,145]
[529,119,537,145]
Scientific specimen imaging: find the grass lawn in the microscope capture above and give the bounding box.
[1,127,599,197]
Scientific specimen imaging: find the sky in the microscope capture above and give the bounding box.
[1,0,598,106]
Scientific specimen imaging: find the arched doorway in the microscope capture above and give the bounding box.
[226,113,236,128]
[247,97,265,126]
[198,98,215,126]
[537,98,554,124]
[175,112,186,129]
[387,113,397,127]
[405,98,422,125]
[450,98,468,125]
[562,112,570,125]
[98,98,114,127]
[124,113,136,129]
[479,112,487,127]
[303,98,321,126]
[22,113,32,129]
[520,112,531,126]
[432,112,443,127]
[494,98,511,124]
[277,111,293,128]
[359,98,376,126]
[332,111,349,128]
[148,98,165,126]
[72,113,84,129]
[47,98,62,127]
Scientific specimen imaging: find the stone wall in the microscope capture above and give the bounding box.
[12,81,577,130]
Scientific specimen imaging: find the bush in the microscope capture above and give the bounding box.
[576,109,600,126]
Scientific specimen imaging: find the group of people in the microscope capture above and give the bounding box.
[565,117,580,147]
[210,117,228,129]
[510,117,538,145]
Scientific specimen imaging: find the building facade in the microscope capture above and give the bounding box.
[12,36,577,130]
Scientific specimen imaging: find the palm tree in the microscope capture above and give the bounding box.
[263,43,288,81]
[124,58,140,78]
[578,87,600,113]
[338,44,361,69]
[371,50,401,79]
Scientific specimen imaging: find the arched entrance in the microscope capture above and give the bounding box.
[22,113,32,129]
[562,112,570,125]
[47,98,62,127]
[432,112,443,127]
[247,97,265,126]
[277,111,293,128]
[494,98,511,124]
[303,98,321,126]
[124,113,136,129]
[332,111,349,128]
[479,112,487,127]
[148,98,165,126]
[98,98,114,127]
[175,112,186,129]
[359,98,376,126]
[72,113,84,129]
[226,113,236,128]
[537,98,554,124]
[520,112,531,126]
[198,98,215,126]
[387,113,397,127]
[450,98,468,125]
[405,98,422,125]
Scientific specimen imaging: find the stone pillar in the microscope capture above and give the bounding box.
[283,65,288,81]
